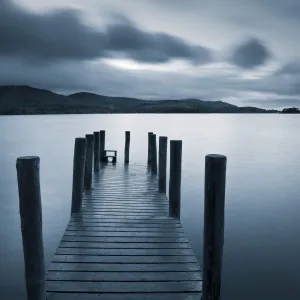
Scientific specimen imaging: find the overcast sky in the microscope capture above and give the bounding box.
[1,0,300,108]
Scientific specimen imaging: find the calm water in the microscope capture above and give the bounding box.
[0,114,299,300]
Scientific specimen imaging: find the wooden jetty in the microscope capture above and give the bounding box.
[16,131,227,300]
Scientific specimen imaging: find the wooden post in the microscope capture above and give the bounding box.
[124,131,130,164]
[71,138,87,214]
[100,130,106,162]
[159,136,168,193]
[84,134,94,189]
[16,156,46,300]
[147,132,153,164]
[202,154,227,300]
[94,132,100,171]
[169,140,182,218]
[150,133,157,174]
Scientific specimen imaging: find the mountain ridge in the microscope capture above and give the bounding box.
[0,85,279,114]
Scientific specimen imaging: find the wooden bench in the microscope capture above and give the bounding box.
[103,150,117,163]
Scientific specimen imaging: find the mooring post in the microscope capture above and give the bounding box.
[84,134,94,189]
[147,132,153,164]
[202,154,227,300]
[100,130,106,162]
[16,156,46,300]
[93,131,100,171]
[124,131,130,164]
[158,136,168,193]
[150,133,157,174]
[169,140,182,218]
[71,138,87,214]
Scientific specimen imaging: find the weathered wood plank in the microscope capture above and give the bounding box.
[68,219,180,224]
[47,292,202,300]
[59,242,191,249]
[67,222,181,228]
[55,248,194,256]
[48,262,201,272]
[63,231,185,237]
[52,255,198,264]
[71,215,175,221]
[62,236,189,243]
[47,271,201,282]
[46,281,202,293]
[66,226,183,233]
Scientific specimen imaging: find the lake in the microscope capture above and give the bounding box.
[0,114,299,300]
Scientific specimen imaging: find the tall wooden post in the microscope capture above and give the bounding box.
[202,154,227,300]
[158,136,168,193]
[147,132,153,164]
[16,156,46,300]
[169,140,182,218]
[124,131,130,164]
[84,134,94,189]
[100,130,106,162]
[150,133,157,174]
[94,132,100,171]
[71,138,87,214]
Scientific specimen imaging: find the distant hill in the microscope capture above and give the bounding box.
[0,85,279,115]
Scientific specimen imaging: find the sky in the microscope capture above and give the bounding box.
[1,0,300,108]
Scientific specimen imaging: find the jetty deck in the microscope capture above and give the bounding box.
[17,131,226,300]
[46,163,202,299]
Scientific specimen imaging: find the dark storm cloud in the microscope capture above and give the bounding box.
[275,61,300,76]
[0,0,212,64]
[229,38,271,69]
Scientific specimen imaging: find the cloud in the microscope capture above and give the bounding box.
[275,61,300,76]
[229,38,271,69]
[0,0,212,65]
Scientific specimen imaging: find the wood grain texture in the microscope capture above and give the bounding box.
[47,292,202,300]
[202,154,226,300]
[159,136,168,193]
[169,140,182,218]
[84,134,94,189]
[16,156,46,300]
[71,138,86,214]
[46,162,202,299]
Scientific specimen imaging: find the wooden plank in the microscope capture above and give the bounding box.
[81,203,168,208]
[70,216,176,221]
[63,231,185,237]
[67,222,181,228]
[80,208,168,212]
[47,292,202,300]
[59,242,191,249]
[66,226,183,233]
[47,271,201,282]
[48,262,201,272]
[78,211,167,215]
[55,248,194,256]
[46,281,202,293]
[52,255,198,264]
[68,219,180,224]
[62,236,189,243]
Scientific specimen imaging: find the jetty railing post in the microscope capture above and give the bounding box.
[202,154,227,300]
[99,130,106,162]
[150,133,157,174]
[124,131,130,164]
[71,138,87,214]
[158,136,168,193]
[147,132,153,164]
[16,156,46,300]
[169,140,182,218]
[93,131,100,171]
[84,134,94,189]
